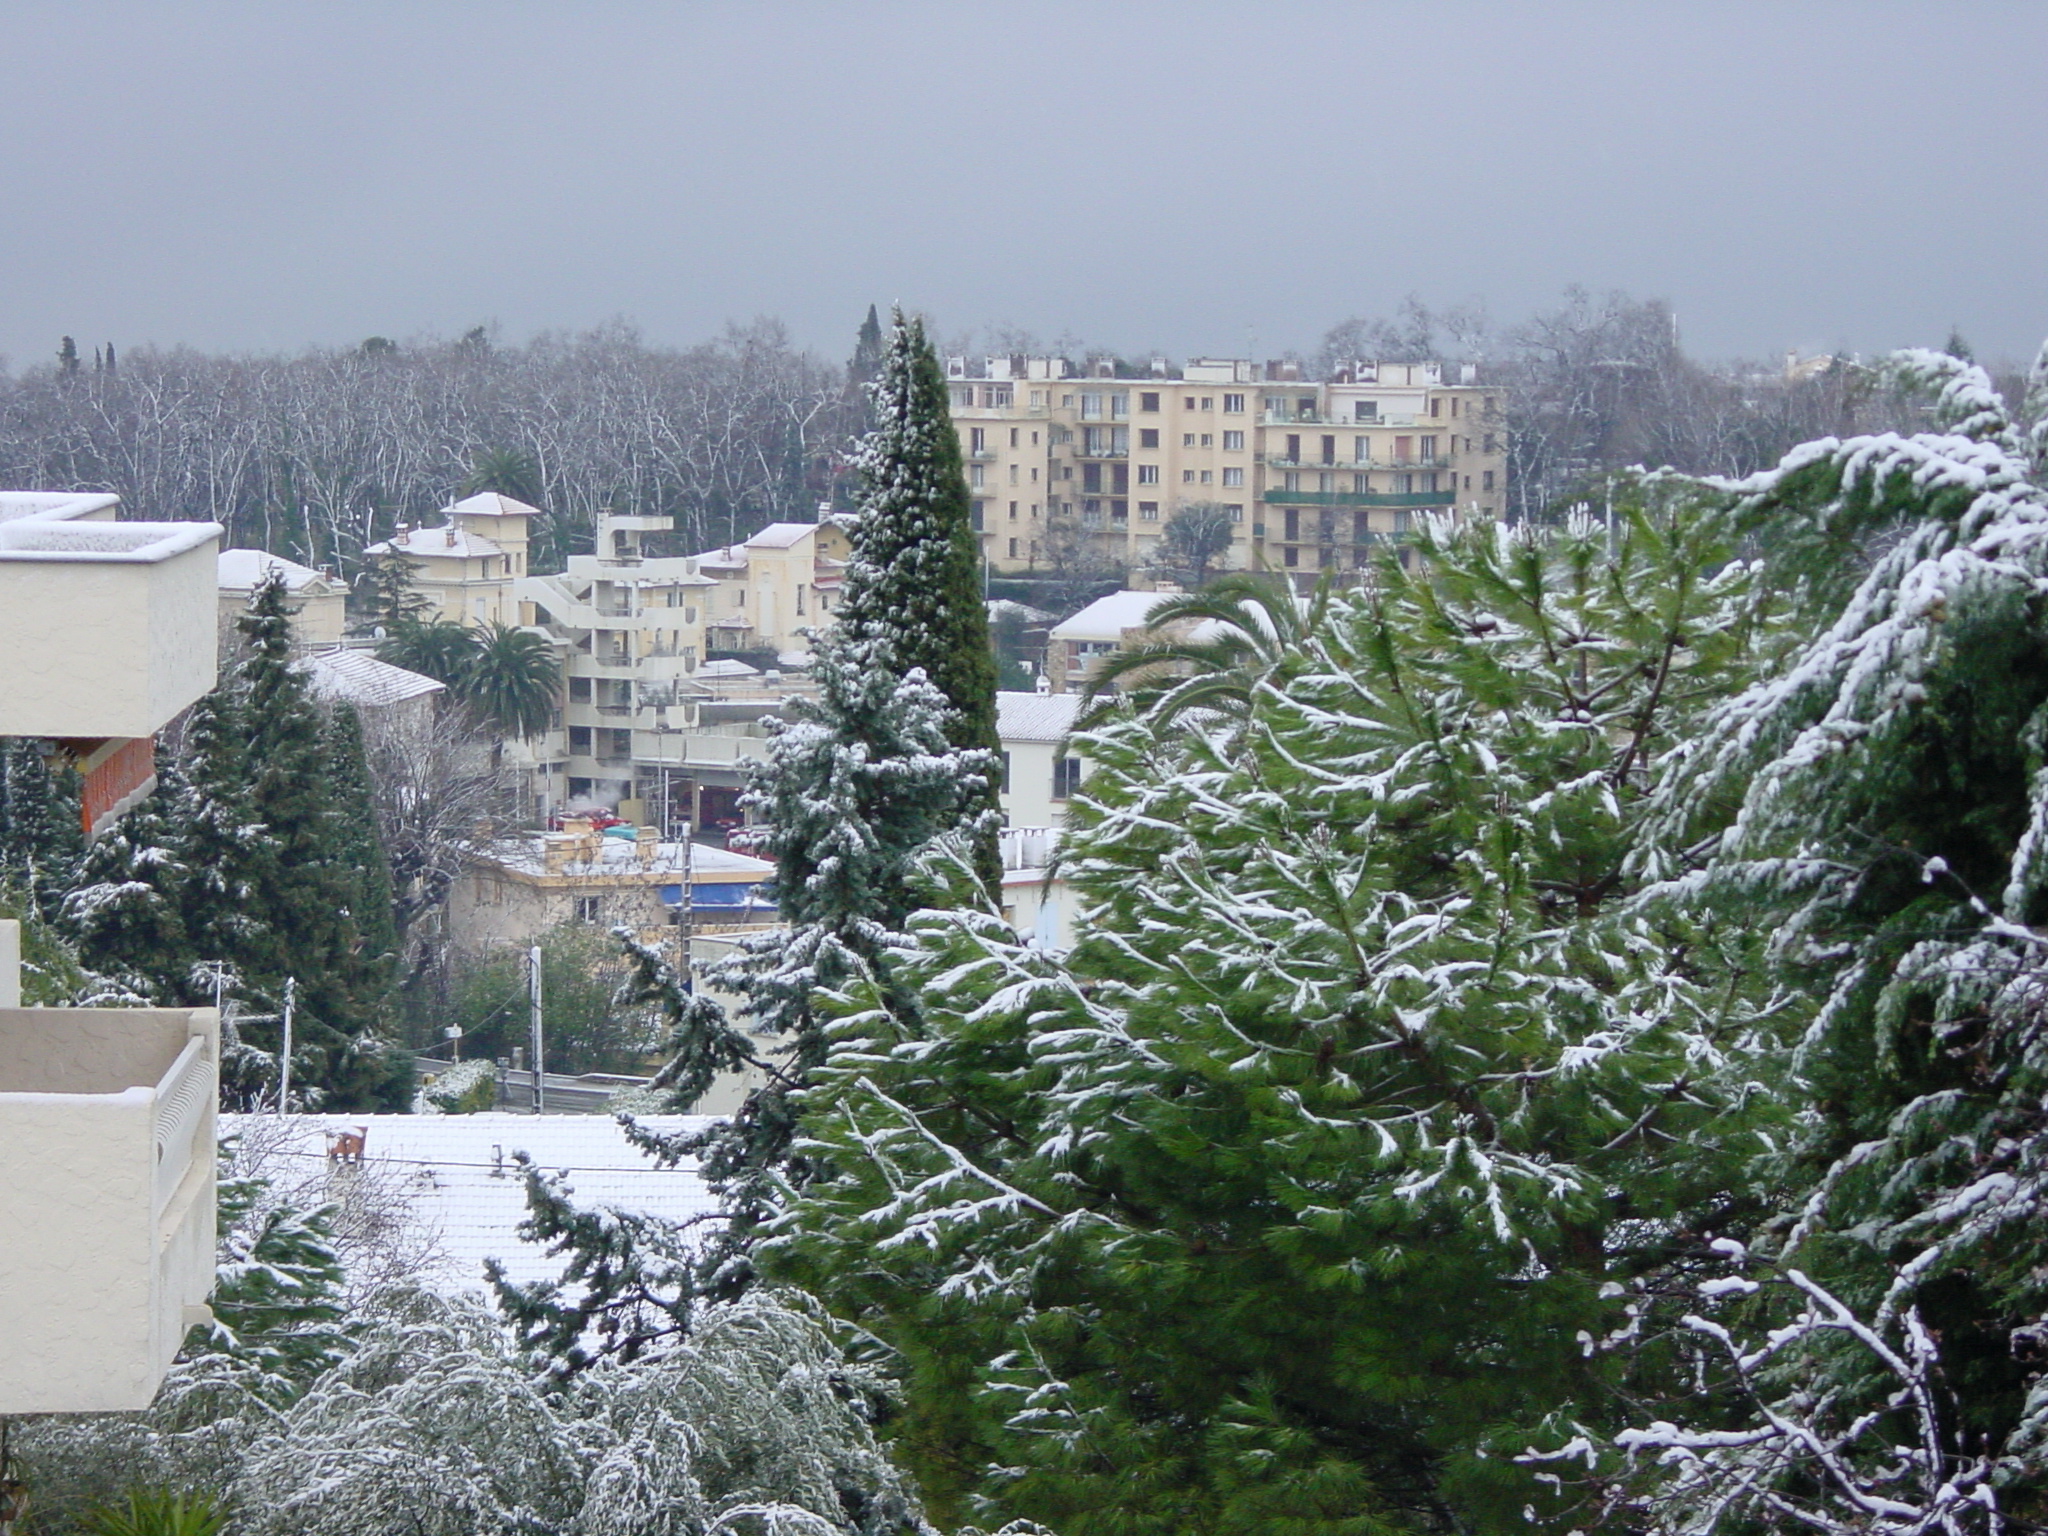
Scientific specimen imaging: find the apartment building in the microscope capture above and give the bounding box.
[516,512,716,816]
[362,490,537,628]
[947,356,1507,582]
[686,519,850,660]
[1,489,221,1414]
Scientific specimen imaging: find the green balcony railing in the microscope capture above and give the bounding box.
[1261,489,1456,508]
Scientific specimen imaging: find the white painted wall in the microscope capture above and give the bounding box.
[0,1005,218,1413]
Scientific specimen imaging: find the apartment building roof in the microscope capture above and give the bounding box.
[997,690,1083,744]
[448,490,543,520]
[222,1113,717,1297]
[366,524,507,560]
[1050,590,1175,641]
[743,521,823,549]
[218,548,332,593]
[298,648,447,707]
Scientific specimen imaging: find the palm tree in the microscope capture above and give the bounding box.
[376,618,477,690]
[1077,571,1332,728]
[462,623,561,740]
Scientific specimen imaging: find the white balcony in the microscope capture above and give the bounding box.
[0,492,221,740]
[0,999,218,1414]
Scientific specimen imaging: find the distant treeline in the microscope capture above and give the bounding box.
[0,319,854,577]
[1,294,1990,577]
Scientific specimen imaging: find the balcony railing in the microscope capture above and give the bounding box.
[593,653,634,668]
[1,1002,218,1414]
[1262,489,1457,508]
[595,703,634,716]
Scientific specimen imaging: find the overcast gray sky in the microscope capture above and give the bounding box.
[5,0,2044,372]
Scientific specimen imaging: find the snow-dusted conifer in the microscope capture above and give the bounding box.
[774,486,1797,1534]
[1625,341,2048,1523]
[835,309,1000,887]
[61,745,190,996]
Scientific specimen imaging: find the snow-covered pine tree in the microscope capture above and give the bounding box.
[772,487,1801,1536]
[835,309,1001,890]
[321,702,399,984]
[0,736,84,921]
[498,632,1002,1360]
[61,745,191,997]
[1614,344,2048,1531]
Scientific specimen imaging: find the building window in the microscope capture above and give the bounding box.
[1183,396,1196,410]
[1009,500,1019,519]
[1422,472,1439,493]
[970,427,987,454]
[1318,472,1334,492]
[1182,433,1196,447]
[1284,508,1299,541]
[1283,546,1299,568]
[1222,430,1244,451]
[1053,756,1084,800]
[1355,473,1370,494]
[1139,392,1160,412]
[1010,463,1020,484]
[1222,467,1244,487]
[1484,433,1498,454]
[1225,503,1244,522]
[1355,401,1378,422]
[1355,435,1371,462]
[1200,433,1213,447]
[1111,500,1128,521]
[1419,435,1437,461]
[1137,463,1160,484]
[1200,470,1213,484]
[1430,398,1442,417]
[970,464,986,488]
[1138,501,1160,521]
[1111,393,1129,419]
[569,677,592,701]
[1010,427,1020,446]
[1000,751,1012,792]
[795,586,805,615]
[1223,393,1245,413]
[1182,469,1196,483]
[574,896,602,923]
[1483,469,1496,491]
[1008,537,1019,557]
[1080,393,1104,420]
[972,502,987,530]
[1201,397,1213,410]
[1139,428,1159,448]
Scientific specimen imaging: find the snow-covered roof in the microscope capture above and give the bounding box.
[1049,590,1178,640]
[998,690,1083,744]
[367,524,507,560]
[448,490,543,521]
[475,836,774,881]
[218,548,332,593]
[774,650,813,670]
[222,1113,718,1298]
[0,491,121,524]
[987,598,1056,624]
[696,658,759,676]
[743,522,821,550]
[298,649,447,707]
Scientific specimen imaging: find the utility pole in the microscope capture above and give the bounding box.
[528,944,545,1114]
[278,975,295,1115]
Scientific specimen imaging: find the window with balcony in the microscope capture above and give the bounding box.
[1222,467,1244,487]
[1355,401,1379,422]
[570,677,592,702]
[1283,471,1300,491]
[972,502,986,530]
[1080,393,1104,420]
[970,464,986,488]
[1419,436,1437,461]
[1137,464,1159,485]
[1321,435,1337,464]
[1318,472,1334,492]
[1110,393,1129,419]
[1422,473,1439,493]
[1223,430,1244,451]
[1354,473,1370,494]
[1355,435,1370,462]
[1223,393,1245,413]
[970,427,987,454]
[1082,463,1102,493]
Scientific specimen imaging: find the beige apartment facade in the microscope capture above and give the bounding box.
[363,491,537,629]
[947,356,1507,582]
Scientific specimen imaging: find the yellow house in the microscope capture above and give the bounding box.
[362,491,537,629]
[687,519,850,661]
[216,548,348,653]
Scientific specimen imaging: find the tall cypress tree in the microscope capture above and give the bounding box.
[322,703,398,986]
[834,309,1001,887]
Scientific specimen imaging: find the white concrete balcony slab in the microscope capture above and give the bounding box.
[0,493,221,740]
[0,1005,218,1414]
